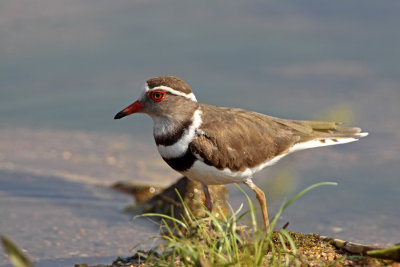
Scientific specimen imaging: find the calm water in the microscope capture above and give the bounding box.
[1,0,400,265]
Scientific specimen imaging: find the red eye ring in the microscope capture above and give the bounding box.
[150,90,166,102]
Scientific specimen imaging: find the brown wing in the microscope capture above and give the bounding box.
[189,104,299,172]
[270,116,365,142]
[190,104,365,172]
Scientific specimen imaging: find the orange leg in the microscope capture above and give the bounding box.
[244,179,270,231]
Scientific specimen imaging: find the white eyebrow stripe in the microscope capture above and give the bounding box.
[145,84,197,102]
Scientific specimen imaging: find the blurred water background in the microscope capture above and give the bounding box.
[1,1,400,266]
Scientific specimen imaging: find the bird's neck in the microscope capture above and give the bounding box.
[151,109,200,146]
[152,116,186,137]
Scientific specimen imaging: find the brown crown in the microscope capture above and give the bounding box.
[146,76,192,94]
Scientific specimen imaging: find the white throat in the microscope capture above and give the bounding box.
[152,115,180,137]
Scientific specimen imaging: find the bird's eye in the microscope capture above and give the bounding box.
[150,90,166,102]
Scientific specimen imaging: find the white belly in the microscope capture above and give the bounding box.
[182,160,252,185]
[182,152,288,185]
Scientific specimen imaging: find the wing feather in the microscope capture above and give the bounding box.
[189,105,367,172]
[189,105,297,171]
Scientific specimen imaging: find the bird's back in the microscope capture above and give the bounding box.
[190,104,367,173]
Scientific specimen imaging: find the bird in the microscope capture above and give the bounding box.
[114,76,368,230]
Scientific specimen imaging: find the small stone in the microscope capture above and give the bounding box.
[344,242,365,254]
[332,227,343,233]
[62,151,72,160]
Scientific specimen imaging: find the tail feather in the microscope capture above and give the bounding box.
[270,116,368,152]
[290,123,368,153]
[271,118,368,153]
[316,126,368,139]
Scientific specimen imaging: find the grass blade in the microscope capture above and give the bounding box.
[128,181,339,266]
[236,184,258,231]
[269,182,337,233]
[280,229,297,255]
[282,182,337,212]
[1,235,33,267]
[133,213,187,229]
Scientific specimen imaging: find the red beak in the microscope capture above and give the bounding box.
[114,100,144,119]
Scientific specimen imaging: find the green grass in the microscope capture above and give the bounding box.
[1,235,33,267]
[130,182,337,266]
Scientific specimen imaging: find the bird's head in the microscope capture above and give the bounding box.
[114,76,198,120]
